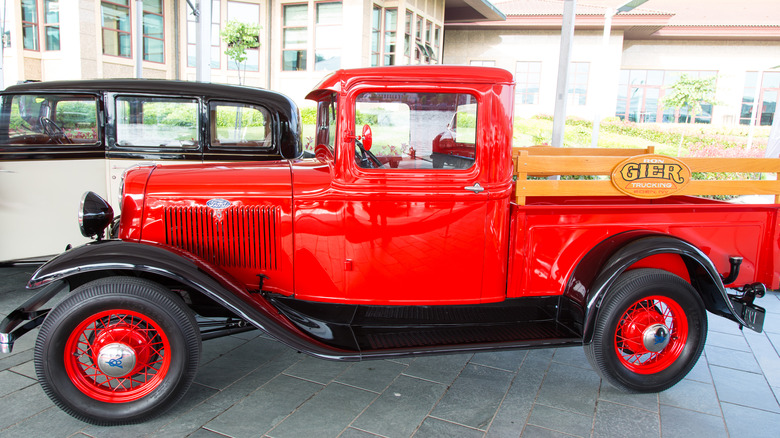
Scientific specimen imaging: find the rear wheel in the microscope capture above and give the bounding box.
[585,268,707,392]
[35,277,201,425]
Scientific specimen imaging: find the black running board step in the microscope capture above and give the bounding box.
[354,321,577,350]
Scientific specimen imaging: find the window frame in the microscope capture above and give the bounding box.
[142,0,165,63]
[113,94,201,150]
[515,61,542,105]
[101,0,133,58]
[43,0,60,51]
[21,0,40,51]
[282,3,309,72]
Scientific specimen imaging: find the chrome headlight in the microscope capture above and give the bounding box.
[79,191,114,239]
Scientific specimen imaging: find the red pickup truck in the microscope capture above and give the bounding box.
[1,66,777,425]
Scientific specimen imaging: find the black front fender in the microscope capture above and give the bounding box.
[28,240,359,360]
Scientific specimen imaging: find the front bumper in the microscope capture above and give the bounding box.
[0,280,68,353]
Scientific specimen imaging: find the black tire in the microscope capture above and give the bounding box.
[34,277,201,425]
[584,268,707,393]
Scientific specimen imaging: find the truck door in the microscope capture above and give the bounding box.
[340,90,489,305]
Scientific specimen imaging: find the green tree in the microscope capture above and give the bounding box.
[220,20,261,85]
[660,74,718,124]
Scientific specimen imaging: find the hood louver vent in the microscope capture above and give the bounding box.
[164,205,279,270]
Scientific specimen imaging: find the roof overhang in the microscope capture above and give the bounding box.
[444,0,506,23]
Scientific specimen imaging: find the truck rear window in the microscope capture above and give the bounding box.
[354,91,477,170]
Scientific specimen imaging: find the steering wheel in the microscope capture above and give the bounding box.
[40,117,72,144]
[355,139,382,168]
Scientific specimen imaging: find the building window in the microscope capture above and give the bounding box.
[187,0,220,68]
[43,0,60,51]
[383,8,397,66]
[371,5,381,67]
[743,72,779,126]
[282,4,308,71]
[315,2,342,71]
[404,10,412,63]
[21,0,39,51]
[516,62,541,105]
[227,1,260,71]
[143,0,163,62]
[433,25,440,62]
[567,62,589,106]
[102,1,132,57]
[616,69,716,124]
[470,60,495,67]
[414,15,422,62]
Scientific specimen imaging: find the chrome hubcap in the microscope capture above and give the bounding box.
[643,324,670,352]
[96,343,137,377]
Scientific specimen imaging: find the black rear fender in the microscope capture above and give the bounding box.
[561,232,746,344]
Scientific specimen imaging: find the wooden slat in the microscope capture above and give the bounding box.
[516,156,780,175]
[513,146,654,157]
[516,179,780,199]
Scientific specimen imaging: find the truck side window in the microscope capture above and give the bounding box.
[315,95,337,153]
[116,96,199,148]
[354,92,477,170]
[210,102,272,148]
[0,94,98,145]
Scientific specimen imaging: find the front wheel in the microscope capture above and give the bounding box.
[35,277,201,425]
[585,269,707,393]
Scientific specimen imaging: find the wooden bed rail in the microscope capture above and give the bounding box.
[512,146,780,205]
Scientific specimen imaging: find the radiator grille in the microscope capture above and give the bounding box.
[163,205,279,270]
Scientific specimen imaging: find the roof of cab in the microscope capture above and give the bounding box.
[307,65,516,100]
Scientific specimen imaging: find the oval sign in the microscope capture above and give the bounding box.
[611,154,691,199]
[206,198,231,209]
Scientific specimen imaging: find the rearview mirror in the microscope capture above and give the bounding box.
[361,124,372,151]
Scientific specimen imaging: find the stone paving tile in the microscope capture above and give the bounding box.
[0,406,88,438]
[521,425,577,438]
[430,363,515,430]
[721,402,780,438]
[402,352,472,385]
[550,346,592,371]
[340,427,386,438]
[413,417,485,438]
[659,378,722,416]
[8,359,35,380]
[0,385,55,432]
[148,402,227,438]
[592,400,659,438]
[743,329,780,387]
[659,405,727,438]
[195,336,292,390]
[684,353,713,383]
[710,365,780,413]
[0,370,37,398]
[335,359,407,393]
[471,349,528,372]
[205,374,324,438]
[706,330,751,352]
[598,383,659,412]
[535,362,600,417]
[352,375,447,438]
[282,354,353,385]
[704,344,762,373]
[267,383,377,438]
[527,404,593,437]
[485,353,549,438]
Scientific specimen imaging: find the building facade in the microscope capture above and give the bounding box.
[1,0,501,103]
[445,0,780,127]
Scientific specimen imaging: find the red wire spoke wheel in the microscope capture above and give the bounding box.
[64,309,171,403]
[585,269,706,393]
[35,277,200,425]
[613,296,688,374]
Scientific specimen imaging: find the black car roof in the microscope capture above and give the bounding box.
[1,79,303,159]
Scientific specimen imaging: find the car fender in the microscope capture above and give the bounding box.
[564,232,747,344]
[28,240,358,360]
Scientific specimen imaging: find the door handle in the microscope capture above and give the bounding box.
[464,182,484,194]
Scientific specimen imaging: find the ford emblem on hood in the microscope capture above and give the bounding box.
[206,198,231,209]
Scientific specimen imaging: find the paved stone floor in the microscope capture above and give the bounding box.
[1,266,780,437]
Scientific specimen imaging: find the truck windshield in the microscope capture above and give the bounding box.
[355,91,477,170]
